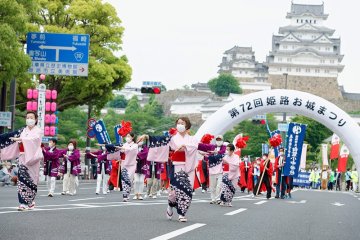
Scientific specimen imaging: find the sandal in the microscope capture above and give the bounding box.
[178,216,187,222]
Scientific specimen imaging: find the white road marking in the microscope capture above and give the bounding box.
[254,200,267,205]
[149,223,206,240]
[332,202,345,207]
[287,200,307,204]
[68,197,104,202]
[224,208,247,216]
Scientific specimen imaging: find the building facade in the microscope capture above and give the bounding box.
[266,3,345,101]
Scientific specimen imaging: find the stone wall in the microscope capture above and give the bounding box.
[268,74,360,111]
[268,75,343,101]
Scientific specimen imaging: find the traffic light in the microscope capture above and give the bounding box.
[140,86,161,94]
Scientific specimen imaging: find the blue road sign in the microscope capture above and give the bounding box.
[27,32,90,77]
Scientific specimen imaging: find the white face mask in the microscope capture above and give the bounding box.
[244,157,249,162]
[216,141,223,146]
[279,152,284,156]
[68,145,74,151]
[125,137,132,143]
[262,156,267,160]
[138,141,144,146]
[176,124,186,133]
[26,118,36,127]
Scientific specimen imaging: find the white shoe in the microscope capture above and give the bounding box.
[166,206,173,220]
[193,192,196,196]
[152,195,157,199]
[202,189,205,193]
[133,195,138,200]
[157,191,161,197]
[18,204,28,211]
[144,194,148,199]
[178,215,187,222]
[138,195,143,200]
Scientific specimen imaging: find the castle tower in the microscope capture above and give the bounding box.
[266,2,344,101]
[218,46,270,94]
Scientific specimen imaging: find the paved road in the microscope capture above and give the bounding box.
[0,183,359,240]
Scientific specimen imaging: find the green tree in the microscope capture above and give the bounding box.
[208,73,242,97]
[16,0,132,112]
[143,95,164,117]
[224,114,277,157]
[107,95,128,108]
[0,0,33,85]
[291,115,332,151]
[125,95,141,114]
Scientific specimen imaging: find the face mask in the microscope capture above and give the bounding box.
[138,141,144,146]
[68,145,74,151]
[101,146,106,151]
[262,156,267,160]
[125,137,132,143]
[216,141,223,146]
[176,124,186,133]
[26,119,36,127]
[244,158,249,162]
[279,152,284,156]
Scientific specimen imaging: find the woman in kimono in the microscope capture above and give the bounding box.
[86,146,111,195]
[133,139,149,200]
[220,143,240,207]
[140,117,198,223]
[42,138,61,197]
[114,132,138,202]
[60,139,81,196]
[0,111,43,211]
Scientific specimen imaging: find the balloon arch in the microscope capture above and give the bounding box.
[195,89,360,170]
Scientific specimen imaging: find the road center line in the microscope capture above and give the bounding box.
[68,197,104,202]
[254,200,267,205]
[224,208,247,216]
[149,223,206,240]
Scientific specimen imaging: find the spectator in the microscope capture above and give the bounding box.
[345,168,352,191]
[0,162,11,186]
[351,168,358,193]
[10,164,18,186]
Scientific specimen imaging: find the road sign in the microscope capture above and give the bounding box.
[278,123,289,132]
[87,118,97,128]
[26,32,90,77]
[0,112,12,127]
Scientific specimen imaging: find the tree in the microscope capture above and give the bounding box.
[291,115,332,151]
[107,95,128,108]
[208,73,242,97]
[125,95,141,114]
[0,0,33,85]
[16,0,132,112]
[143,95,164,117]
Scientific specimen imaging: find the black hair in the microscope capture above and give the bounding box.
[49,138,57,144]
[227,143,235,152]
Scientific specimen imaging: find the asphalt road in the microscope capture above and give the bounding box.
[0,182,359,240]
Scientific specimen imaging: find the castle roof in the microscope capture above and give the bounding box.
[224,46,254,55]
[279,24,335,35]
[286,3,328,19]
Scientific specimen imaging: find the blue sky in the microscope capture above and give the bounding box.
[106,0,360,93]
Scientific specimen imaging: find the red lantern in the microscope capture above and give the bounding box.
[45,90,51,100]
[235,136,249,149]
[51,90,57,100]
[45,114,51,124]
[45,102,51,111]
[32,101,38,111]
[32,89,38,99]
[50,126,56,136]
[26,101,32,111]
[44,126,50,136]
[51,102,57,112]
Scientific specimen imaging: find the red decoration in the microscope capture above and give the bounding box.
[168,128,177,136]
[201,134,214,144]
[260,119,266,125]
[269,134,282,147]
[118,120,132,137]
[236,136,249,149]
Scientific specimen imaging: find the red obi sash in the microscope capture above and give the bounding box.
[223,163,229,172]
[120,152,125,160]
[19,142,24,153]
[170,151,186,163]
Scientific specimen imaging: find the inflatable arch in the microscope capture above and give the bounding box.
[195,89,360,170]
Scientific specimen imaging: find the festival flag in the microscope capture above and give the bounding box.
[337,144,349,173]
[321,144,329,166]
[299,144,308,170]
[329,133,340,160]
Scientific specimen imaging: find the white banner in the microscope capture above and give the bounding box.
[300,144,308,170]
[321,144,329,166]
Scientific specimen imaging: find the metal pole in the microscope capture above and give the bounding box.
[85,104,92,180]
[0,82,7,134]
[9,78,16,131]
[282,73,288,123]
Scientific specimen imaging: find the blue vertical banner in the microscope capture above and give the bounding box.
[114,124,122,144]
[283,122,307,177]
[262,143,269,155]
[94,120,111,144]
